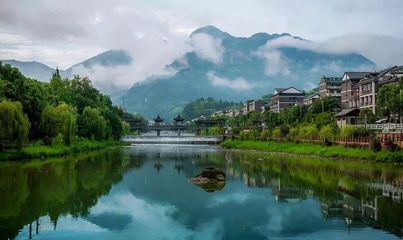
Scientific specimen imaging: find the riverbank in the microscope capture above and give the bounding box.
[220,139,403,163]
[0,140,130,161]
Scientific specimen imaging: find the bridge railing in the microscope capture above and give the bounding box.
[354,123,403,132]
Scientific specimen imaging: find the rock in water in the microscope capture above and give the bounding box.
[189,167,226,192]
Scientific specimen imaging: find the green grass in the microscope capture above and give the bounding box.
[0,140,130,161]
[220,139,400,163]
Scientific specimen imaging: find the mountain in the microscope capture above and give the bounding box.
[1,27,376,120]
[66,49,132,71]
[122,25,375,119]
[1,49,133,82]
[0,60,56,82]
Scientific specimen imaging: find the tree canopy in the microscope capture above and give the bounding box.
[0,62,128,150]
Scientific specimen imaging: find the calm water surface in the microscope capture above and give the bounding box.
[1,144,403,240]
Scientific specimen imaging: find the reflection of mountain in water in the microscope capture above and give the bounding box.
[1,145,403,239]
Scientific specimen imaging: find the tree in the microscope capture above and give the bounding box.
[315,112,333,129]
[0,63,53,139]
[78,107,107,141]
[0,100,30,150]
[358,108,377,124]
[376,80,403,122]
[101,107,123,140]
[49,69,71,105]
[339,125,355,139]
[69,76,102,113]
[320,124,336,141]
[40,103,77,145]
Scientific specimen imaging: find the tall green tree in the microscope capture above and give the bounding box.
[69,76,102,113]
[376,79,403,121]
[101,107,123,140]
[49,68,71,105]
[0,100,30,150]
[40,103,77,145]
[78,107,107,141]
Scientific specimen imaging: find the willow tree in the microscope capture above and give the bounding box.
[78,106,107,141]
[0,100,30,150]
[40,103,77,146]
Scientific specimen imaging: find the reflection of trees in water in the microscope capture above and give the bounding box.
[218,150,403,238]
[0,148,132,239]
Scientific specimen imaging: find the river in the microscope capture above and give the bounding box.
[0,144,402,239]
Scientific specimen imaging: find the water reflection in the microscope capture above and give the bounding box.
[0,145,402,239]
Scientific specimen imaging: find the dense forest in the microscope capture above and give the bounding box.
[182,97,242,120]
[0,62,126,150]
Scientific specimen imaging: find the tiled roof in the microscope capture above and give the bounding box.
[344,72,371,80]
[333,108,360,117]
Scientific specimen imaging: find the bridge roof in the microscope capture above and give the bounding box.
[174,114,184,121]
[153,115,164,122]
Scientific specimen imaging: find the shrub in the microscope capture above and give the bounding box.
[272,128,281,139]
[287,127,299,141]
[260,129,270,141]
[371,138,382,152]
[53,133,65,147]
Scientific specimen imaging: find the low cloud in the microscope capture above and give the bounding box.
[253,49,290,76]
[70,62,178,94]
[191,33,225,65]
[259,34,403,69]
[207,71,256,92]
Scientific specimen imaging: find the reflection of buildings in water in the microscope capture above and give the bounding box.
[269,178,313,203]
[154,160,163,173]
[381,180,403,201]
[174,160,184,174]
[321,180,403,234]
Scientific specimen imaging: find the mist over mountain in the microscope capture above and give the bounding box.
[122,25,375,119]
[1,26,376,120]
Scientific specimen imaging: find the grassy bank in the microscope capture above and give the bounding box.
[220,139,403,163]
[0,140,130,161]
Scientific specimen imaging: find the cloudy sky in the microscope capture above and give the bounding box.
[1,0,403,90]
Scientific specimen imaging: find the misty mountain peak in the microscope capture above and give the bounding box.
[191,25,232,39]
[76,49,133,68]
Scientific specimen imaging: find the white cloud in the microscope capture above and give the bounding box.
[70,63,178,94]
[207,71,256,91]
[1,0,403,89]
[253,49,290,76]
[258,34,403,70]
[319,34,403,69]
[191,33,225,65]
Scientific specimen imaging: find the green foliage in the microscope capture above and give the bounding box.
[287,127,299,141]
[260,129,270,141]
[239,131,248,140]
[279,124,290,138]
[319,124,335,141]
[315,112,333,129]
[220,139,385,161]
[339,125,355,139]
[358,108,377,124]
[376,81,403,120]
[40,103,77,146]
[0,100,30,150]
[297,124,319,140]
[272,128,281,138]
[371,138,382,152]
[52,133,65,147]
[0,63,53,139]
[78,107,107,141]
[121,121,131,136]
[182,97,242,120]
